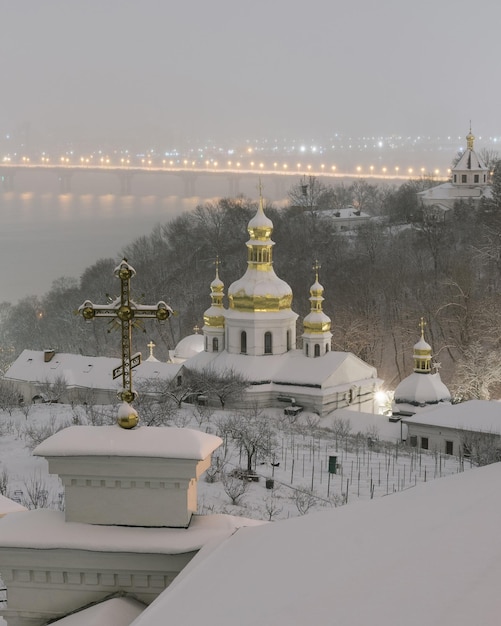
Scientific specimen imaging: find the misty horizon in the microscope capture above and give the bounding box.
[1,1,500,152]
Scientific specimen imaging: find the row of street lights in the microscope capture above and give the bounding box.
[2,154,449,177]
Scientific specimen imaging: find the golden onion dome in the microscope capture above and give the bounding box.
[303,262,331,334]
[228,196,292,313]
[204,259,226,327]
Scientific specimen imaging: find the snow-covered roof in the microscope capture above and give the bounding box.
[4,349,181,391]
[33,425,222,460]
[173,334,204,360]
[130,462,501,626]
[0,493,27,518]
[453,148,487,172]
[320,206,371,219]
[0,509,262,553]
[324,408,407,443]
[394,372,451,405]
[185,348,378,390]
[417,182,492,203]
[49,597,146,626]
[402,399,501,434]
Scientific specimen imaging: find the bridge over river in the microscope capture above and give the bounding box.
[0,163,429,198]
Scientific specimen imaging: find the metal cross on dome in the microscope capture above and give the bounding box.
[79,259,173,417]
[313,259,321,279]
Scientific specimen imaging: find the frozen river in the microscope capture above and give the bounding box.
[0,189,209,304]
[0,170,290,304]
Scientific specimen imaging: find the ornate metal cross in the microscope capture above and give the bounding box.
[313,259,321,279]
[419,316,427,337]
[79,259,173,413]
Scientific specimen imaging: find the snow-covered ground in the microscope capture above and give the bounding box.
[0,403,471,521]
[0,403,476,623]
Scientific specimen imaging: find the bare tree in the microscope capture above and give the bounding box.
[263,486,283,521]
[0,380,21,415]
[185,366,248,409]
[457,429,501,466]
[218,406,276,474]
[0,467,10,496]
[451,341,501,401]
[23,416,70,450]
[162,375,196,408]
[21,472,52,509]
[38,374,68,404]
[291,485,318,516]
[221,470,249,505]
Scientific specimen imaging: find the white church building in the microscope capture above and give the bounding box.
[185,194,381,415]
[418,128,492,212]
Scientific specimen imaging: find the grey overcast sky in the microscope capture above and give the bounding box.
[1,0,500,149]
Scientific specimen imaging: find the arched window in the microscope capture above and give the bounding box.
[264,331,272,354]
[205,336,208,351]
[314,344,320,357]
[286,330,291,351]
[241,331,247,354]
[305,344,309,357]
[213,337,219,352]
[325,343,329,353]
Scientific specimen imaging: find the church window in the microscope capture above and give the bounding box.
[461,174,467,183]
[306,344,309,357]
[213,337,219,352]
[205,336,208,351]
[325,344,329,353]
[474,174,479,183]
[177,375,182,387]
[286,330,291,351]
[314,344,320,357]
[264,331,272,354]
[421,437,429,450]
[241,331,247,354]
[445,440,453,455]
[453,174,457,183]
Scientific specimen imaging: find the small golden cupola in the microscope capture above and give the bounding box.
[202,257,226,353]
[228,190,293,313]
[302,261,332,358]
[466,128,475,151]
[413,317,432,373]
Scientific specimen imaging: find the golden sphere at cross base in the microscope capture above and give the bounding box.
[117,412,139,429]
[119,267,133,280]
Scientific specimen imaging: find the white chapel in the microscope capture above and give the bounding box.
[392,319,451,418]
[418,128,492,211]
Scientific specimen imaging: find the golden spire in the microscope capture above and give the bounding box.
[313,259,321,282]
[419,316,426,338]
[466,123,475,151]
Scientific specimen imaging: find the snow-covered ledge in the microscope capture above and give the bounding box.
[33,426,222,528]
[0,510,261,626]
